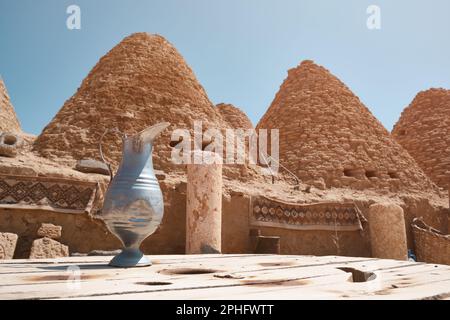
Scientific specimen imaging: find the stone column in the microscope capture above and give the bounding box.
[186,151,222,254]
[368,203,408,260]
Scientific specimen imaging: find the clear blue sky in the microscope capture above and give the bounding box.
[1,0,449,135]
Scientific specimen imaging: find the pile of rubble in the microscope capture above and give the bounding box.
[0,223,68,260]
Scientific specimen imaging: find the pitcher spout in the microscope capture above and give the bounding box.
[132,122,170,152]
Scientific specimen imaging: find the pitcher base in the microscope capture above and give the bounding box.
[109,248,151,268]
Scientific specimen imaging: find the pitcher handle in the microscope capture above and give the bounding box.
[99,128,124,183]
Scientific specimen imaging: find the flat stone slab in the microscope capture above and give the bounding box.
[75,159,110,176]
[0,233,18,260]
[0,254,449,300]
[29,238,69,259]
[37,223,62,240]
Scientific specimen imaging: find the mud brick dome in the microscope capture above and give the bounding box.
[392,88,450,189]
[0,77,21,133]
[216,103,253,129]
[257,60,436,192]
[33,33,224,172]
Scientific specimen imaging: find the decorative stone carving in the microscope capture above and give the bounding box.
[250,196,364,231]
[0,174,98,214]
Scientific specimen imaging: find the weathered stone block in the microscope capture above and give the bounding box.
[37,223,62,240]
[29,238,69,259]
[0,232,18,260]
[75,159,110,175]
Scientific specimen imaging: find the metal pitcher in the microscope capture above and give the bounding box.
[99,122,170,268]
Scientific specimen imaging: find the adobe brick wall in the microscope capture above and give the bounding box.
[33,33,224,174]
[216,103,253,129]
[257,60,437,193]
[392,88,450,189]
[0,77,21,133]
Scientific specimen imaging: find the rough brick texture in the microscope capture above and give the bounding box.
[37,223,62,240]
[0,232,18,259]
[257,60,436,192]
[216,103,253,129]
[29,237,69,259]
[0,78,21,133]
[392,88,450,189]
[33,33,224,173]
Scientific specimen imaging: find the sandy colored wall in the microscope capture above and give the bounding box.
[258,227,370,257]
[0,182,189,258]
[392,89,450,189]
[141,182,187,254]
[256,61,437,193]
[0,208,121,259]
[0,78,21,133]
[222,193,251,253]
[0,183,447,258]
[221,193,371,257]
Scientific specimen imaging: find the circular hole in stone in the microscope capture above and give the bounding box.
[3,135,17,146]
[136,281,172,286]
[159,268,220,275]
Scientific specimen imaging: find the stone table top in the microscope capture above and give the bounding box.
[1,254,450,300]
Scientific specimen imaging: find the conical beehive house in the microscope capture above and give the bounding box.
[392,88,450,189]
[0,77,21,133]
[257,60,435,192]
[217,103,253,130]
[34,33,224,172]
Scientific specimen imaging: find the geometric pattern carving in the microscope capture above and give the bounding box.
[0,174,98,214]
[250,196,364,231]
